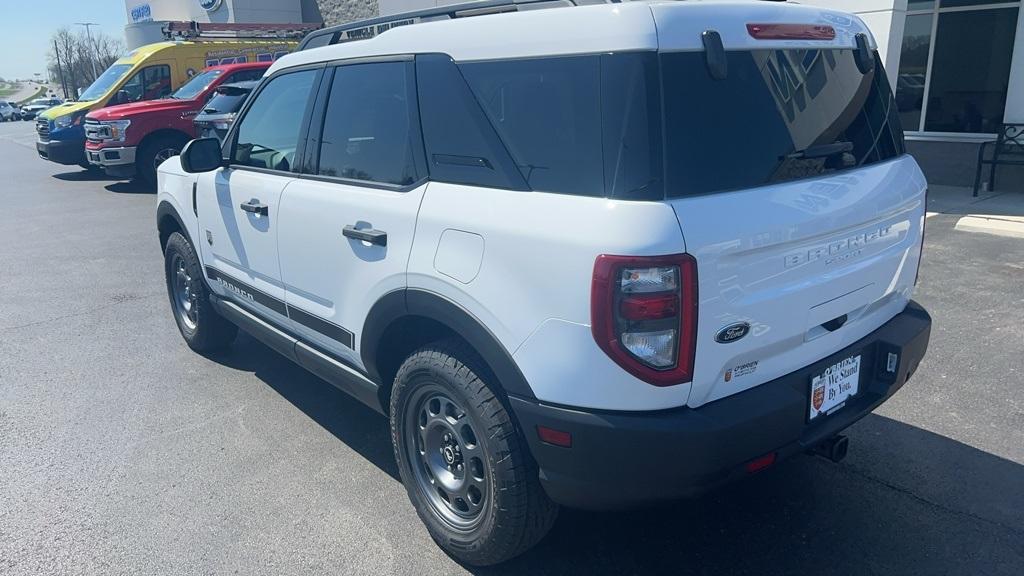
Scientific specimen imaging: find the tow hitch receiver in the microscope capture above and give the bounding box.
[811,434,849,463]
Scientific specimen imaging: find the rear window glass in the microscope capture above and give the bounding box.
[661,49,904,197]
[203,90,250,114]
[458,53,662,199]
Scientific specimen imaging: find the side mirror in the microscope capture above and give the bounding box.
[180,137,225,173]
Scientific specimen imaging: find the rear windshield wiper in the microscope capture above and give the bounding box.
[786,141,854,160]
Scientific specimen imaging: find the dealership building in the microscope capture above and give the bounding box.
[124,0,1022,185]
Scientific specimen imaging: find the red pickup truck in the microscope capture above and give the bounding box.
[85,62,269,186]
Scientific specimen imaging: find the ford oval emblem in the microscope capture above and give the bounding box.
[715,322,750,344]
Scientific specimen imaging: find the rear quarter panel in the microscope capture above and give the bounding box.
[409,183,693,410]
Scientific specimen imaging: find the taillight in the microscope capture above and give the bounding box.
[746,23,836,40]
[591,254,698,387]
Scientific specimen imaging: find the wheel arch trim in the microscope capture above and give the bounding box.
[361,288,537,400]
[156,199,192,248]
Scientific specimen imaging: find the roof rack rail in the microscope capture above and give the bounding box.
[297,0,618,51]
[163,21,322,41]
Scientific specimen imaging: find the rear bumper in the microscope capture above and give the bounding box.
[510,300,932,510]
[37,138,84,166]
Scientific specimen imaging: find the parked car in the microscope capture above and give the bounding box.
[37,39,294,169]
[0,101,19,122]
[156,0,931,566]
[19,97,62,120]
[192,80,258,143]
[85,62,269,185]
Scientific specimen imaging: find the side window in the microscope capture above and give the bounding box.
[460,56,603,196]
[415,54,528,191]
[232,69,318,172]
[316,62,420,186]
[119,65,172,102]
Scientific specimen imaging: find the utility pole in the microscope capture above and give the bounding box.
[74,22,99,81]
[53,38,68,100]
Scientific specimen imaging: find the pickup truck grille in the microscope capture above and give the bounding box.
[36,118,50,142]
[84,119,108,142]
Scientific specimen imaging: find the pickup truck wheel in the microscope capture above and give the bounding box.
[139,135,186,187]
[390,340,558,566]
[163,232,237,352]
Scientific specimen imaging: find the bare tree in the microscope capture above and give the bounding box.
[47,27,125,99]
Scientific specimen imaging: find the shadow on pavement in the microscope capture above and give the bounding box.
[213,333,1024,575]
[213,332,400,481]
[53,169,118,182]
[105,180,155,194]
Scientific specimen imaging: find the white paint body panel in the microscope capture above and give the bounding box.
[410,183,691,410]
[196,167,293,322]
[668,156,926,408]
[270,0,875,76]
[156,157,200,245]
[277,178,427,368]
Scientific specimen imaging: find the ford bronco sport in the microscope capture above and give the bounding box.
[155,0,932,565]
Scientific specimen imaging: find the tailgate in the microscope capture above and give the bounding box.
[672,157,926,407]
[651,3,927,407]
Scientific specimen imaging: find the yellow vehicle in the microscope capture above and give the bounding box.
[37,36,298,168]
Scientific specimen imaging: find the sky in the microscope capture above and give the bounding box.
[1,1,127,80]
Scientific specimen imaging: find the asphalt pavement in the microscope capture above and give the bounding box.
[1,121,1021,575]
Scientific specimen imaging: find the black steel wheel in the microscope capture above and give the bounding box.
[390,340,558,566]
[163,231,237,352]
[405,386,490,529]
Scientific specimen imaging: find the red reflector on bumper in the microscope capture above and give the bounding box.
[745,452,777,473]
[537,425,572,448]
[747,23,836,40]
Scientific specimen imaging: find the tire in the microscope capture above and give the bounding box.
[163,231,237,352]
[390,340,558,566]
[138,134,187,187]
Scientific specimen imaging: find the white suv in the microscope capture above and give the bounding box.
[156,0,932,565]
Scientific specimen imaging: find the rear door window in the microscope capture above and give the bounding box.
[661,49,904,197]
[314,61,422,186]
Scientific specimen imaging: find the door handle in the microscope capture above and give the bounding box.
[343,225,387,247]
[239,199,268,216]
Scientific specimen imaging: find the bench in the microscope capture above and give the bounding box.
[973,123,1024,197]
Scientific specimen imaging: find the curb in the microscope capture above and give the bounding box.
[954,215,1024,239]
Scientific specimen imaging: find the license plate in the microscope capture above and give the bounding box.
[809,355,861,420]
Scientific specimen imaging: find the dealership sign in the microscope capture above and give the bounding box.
[130,3,153,23]
[199,0,223,11]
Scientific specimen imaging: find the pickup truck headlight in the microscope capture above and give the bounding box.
[54,111,86,130]
[104,119,132,142]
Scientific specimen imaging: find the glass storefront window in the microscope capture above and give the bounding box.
[895,14,933,131]
[899,2,1020,134]
[940,0,1016,7]
[924,8,1019,133]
